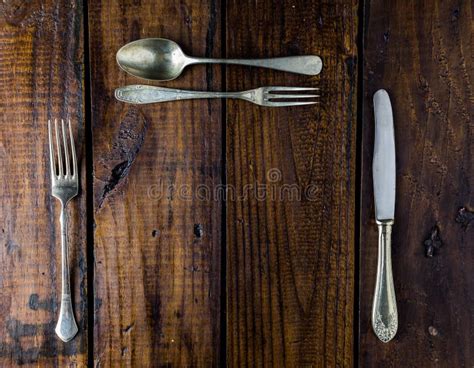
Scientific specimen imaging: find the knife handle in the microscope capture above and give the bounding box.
[372,220,398,342]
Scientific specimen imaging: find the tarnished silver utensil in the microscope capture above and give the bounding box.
[48,119,79,342]
[116,38,323,81]
[371,89,398,343]
[115,85,320,107]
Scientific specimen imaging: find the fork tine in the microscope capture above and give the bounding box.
[266,94,320,100]
[48,120,56,177]
[267,101,319,107]
[68,119,77,178]
[268,87,320,92]
[54,119,63,177]
[61,119,70,177]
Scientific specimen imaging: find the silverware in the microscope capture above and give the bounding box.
[116,38,323,81]
[48,119,79,342]
[115,85,320,107]
[371,89,398,343]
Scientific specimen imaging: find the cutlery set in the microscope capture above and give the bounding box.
[48,37,397,343]
[115,38,322,107]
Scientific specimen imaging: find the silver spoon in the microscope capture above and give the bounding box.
[116,38,323,81]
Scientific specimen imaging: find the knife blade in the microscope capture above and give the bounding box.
[371,89,398,343]
[373,89,396,221]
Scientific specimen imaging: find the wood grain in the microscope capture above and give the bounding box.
[360,0,473,366]
[0,1,88,366]
[88,0,223,366]
[225,0,358,366]
[2,0,471,365]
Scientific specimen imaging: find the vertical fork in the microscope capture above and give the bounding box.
[48,119,79,342]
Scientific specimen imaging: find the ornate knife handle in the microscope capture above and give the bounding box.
[372,220,398,342]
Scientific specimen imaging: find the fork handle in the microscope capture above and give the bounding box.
[188,55,323,75]
[115,85,252,104]
[55,205,78,342]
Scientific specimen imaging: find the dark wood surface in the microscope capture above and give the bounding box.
[360,0,473,366]
[0,1,88,366]
[88,0,223,366]
[0,0,472,366]
[225,0,357,366]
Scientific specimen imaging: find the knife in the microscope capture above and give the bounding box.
[371,89,398,343]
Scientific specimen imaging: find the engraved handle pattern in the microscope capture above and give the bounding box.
[372,220,398,342]
[115,85,256,104]
[55,206,78,342]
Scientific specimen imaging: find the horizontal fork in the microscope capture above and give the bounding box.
[115,85,321,107]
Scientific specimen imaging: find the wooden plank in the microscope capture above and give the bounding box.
[225,0,358,366]
[88,0,223,366]
[360,0,473,365]
[0,1,88,366]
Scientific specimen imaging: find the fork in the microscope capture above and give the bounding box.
[115,85,320,107]
[48,119,79,342]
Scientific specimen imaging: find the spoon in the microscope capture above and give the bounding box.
[116,38,323,81]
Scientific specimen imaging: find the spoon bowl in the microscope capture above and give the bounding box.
[116,38,188,81]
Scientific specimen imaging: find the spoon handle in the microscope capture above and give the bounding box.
[189,55,322,76]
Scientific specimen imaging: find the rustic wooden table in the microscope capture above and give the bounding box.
[0,0,472,366]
